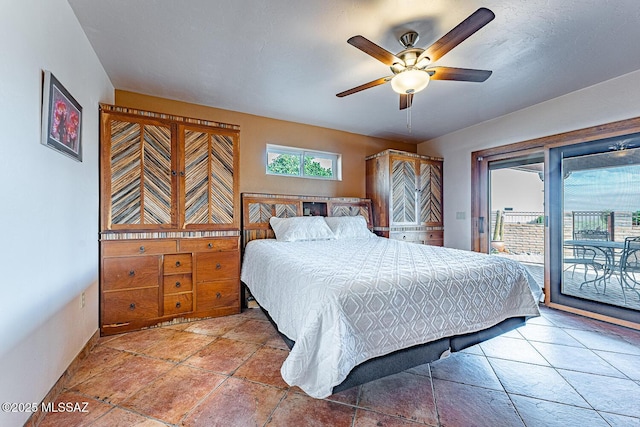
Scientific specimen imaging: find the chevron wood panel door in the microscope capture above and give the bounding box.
[419,160,443,225]
[106,116,174,229]
[183,126,238,229]
[109,120,142,225]
[184,129,210,225]
[142,124,173,224]
[391,157,417,224]
[210,133,235,225]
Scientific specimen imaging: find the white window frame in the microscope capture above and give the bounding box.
[266,144,342,181]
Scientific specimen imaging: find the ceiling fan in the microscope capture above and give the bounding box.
[336,7,495,110]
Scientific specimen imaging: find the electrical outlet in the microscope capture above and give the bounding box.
[456,211,466,220]
[81,292,86,308]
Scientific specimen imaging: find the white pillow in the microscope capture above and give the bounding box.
[324,216,376,239]
[269,216,336,242]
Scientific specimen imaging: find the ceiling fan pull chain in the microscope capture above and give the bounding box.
[407,100,412,133]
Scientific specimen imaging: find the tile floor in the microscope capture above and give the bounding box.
[37,306,640,427]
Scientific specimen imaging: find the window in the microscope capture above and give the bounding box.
[266,144,341,180]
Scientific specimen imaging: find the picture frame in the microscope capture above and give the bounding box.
[41,70,83,162]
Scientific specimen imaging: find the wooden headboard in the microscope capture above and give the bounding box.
[241,193,373,247]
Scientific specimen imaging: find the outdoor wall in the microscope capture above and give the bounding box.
[495,211,640,256]
[0,1,114,426]
[503,223,545,254]
[417,69,640,250]
[490,211,544,255]
[115,91,417,198]
[610,212,640,241]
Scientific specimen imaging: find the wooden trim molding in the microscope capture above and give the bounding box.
[471,115,640,159]
[100,103,240,131]
[365,148,443,162]
[471,146,545,253]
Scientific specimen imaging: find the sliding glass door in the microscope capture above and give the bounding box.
[488,156,545,294]
[549,133,640,323]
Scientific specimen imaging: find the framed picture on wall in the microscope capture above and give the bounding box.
[41,70,83,162]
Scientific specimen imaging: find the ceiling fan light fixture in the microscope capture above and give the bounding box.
[391,69,430,95]
[415,56,430,69]
[391,62,406,74]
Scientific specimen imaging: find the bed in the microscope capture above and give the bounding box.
[240,193,540,398]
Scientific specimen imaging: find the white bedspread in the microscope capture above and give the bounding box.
[241,237,540,398]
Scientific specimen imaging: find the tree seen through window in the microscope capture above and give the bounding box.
[267,153,332,178]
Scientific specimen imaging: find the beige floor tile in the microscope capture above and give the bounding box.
[70,354,174,404]
[182,377,285,427]
[233,346,290,389]
[120,365,226,423]
[267,392,355,427]
[184,337,260,374]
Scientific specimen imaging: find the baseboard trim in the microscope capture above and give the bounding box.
[23,329,100,427]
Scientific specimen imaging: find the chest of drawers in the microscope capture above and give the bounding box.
[100,237,240,335]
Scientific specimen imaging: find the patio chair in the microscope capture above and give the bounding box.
[619,236,640,304]
[572,229,613,288]
[563,244,605,293]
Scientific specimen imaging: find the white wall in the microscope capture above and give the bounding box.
[0,1,113,426]
[417,69,640,250]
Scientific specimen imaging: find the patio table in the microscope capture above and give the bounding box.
[564,239,625,291]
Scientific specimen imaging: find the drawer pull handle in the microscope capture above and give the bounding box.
[129,303,136,310]
[208,243,213,249]
[175,281,181,288]
[139,246,145,252]
[216,292,222,299]
[171,170,177,176]
[175,301,181,308]
[180,171,185,177]
[402,235,406,240]
[175,261,181,267]
[129,270,135,276]
[216,263,221,270]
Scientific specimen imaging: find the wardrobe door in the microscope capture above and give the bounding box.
[181,125,239,229]
[390,155,418,225]
[101,113,176,230]
[418,159,443,226]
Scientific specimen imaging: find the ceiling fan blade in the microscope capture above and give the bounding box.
[399,93,414,110]
[336,76,392,97]
[417,8,495,64]
[348,35,403,66]
[427,66,492,82]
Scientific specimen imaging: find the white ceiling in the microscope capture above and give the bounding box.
[69,0,640,143]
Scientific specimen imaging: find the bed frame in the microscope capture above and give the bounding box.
[241,192,374,247]
[240,192,526,394]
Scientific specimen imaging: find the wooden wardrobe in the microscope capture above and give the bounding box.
[366,149,444,246]
[99,104,240,335]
